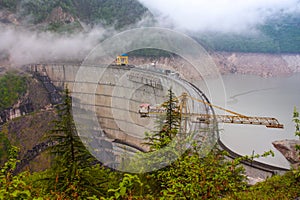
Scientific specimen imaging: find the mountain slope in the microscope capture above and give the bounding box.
[195,14,300,53]
[0,0,149,29]
[0,1,299,53]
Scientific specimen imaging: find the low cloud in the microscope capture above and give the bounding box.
[0,25,113,66]
[0,13,157,67]
[138,0,300,33]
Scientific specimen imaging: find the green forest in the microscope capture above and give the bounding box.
[0,0,148,29]
[196,14,300,53]
[0,89,299,199]
[0,72,27,110]
[1,0,300,53]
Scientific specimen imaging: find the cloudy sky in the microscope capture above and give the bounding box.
[138,0,300,33]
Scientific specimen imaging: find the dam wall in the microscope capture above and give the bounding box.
[29,63,211,152]
[27,63,287,180]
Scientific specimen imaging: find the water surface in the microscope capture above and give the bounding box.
[202,73,300,168]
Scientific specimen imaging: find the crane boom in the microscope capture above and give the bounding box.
[191,113,284,128]
[145,112,283,129]
[138,92,284,129]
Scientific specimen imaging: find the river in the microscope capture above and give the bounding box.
[198,73,300,169]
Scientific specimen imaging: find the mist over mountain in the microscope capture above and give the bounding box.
[138,0,300,53]
[138,0,299,33]
[0,0,299,65]
[193,13,300,53]
[0,0,152,66]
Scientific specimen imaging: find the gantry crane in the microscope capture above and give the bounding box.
[138,92,284,129]
[115,54,129,66]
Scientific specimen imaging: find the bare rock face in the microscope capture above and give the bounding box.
[211,52,293,77]
[129,52,300,79]
[46,7,75,24]
[272,140,300,168]
[0,10,19,25]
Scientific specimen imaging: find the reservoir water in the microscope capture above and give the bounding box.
[201,73,300,169]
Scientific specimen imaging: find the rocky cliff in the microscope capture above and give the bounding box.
[0,72,55,171]
[129,52,300,78]
[2,110,56,172]
[0,74,52,125]
[213,52,299,77]
[0,10,19,25]
[273,140,300,169]
[46,7,75,24]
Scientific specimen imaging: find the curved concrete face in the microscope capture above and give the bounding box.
[28,62,291,176]
[26,28,227,172]
[30,63,217,160]
[30,64,81,90]
[103,66,208,139]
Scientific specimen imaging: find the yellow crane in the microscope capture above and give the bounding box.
[138,92,284,129]
[115,54,129,66]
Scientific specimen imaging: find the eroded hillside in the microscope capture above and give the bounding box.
[129,52,300,78]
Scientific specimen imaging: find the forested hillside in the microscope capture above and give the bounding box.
[0,0,148,29]
[0,0,299,53]
[196,14,300,53]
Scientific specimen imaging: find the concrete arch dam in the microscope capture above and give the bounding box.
[29,63,287,178]
[30,63,214,152]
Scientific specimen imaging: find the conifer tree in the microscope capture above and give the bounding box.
[142,89,247,199]
[45,88,108,198]
[145,88,181,150]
